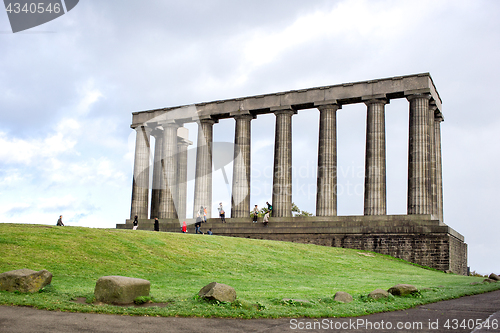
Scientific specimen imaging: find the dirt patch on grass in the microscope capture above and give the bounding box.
[72,297,169,308]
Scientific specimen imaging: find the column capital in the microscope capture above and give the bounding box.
[151,126,164,137]
[198,117,217,125]
[158,120,180,129]
[273,109,296,116]
[177,137,193,146]
[131,124,153,133]
[406,93,432,102]
[435,112,444,122]
[233,113,255,121]
[364,98,388,106]
[316,102,341,111]
[230,110,256,119]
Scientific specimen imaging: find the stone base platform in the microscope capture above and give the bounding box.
[116,214,467,275]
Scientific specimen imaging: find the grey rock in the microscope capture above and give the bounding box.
[483,278,497,284]
[470,281,482,285]
[94,276,150,305]
[334,291,353,303]
[198,282,236,303]
[368,289,389,300]
[388,284,418,296]
[0,269,52,293]
[489,273,500,281]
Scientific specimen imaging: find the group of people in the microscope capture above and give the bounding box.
[252,201,272,226]
[132,216,160,231]
[129,200,273,233]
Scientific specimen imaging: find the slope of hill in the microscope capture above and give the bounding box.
[0,224,497,318]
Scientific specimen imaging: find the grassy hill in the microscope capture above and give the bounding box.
[0,223,498,318]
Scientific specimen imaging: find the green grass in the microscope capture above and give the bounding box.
[0,223,498,318]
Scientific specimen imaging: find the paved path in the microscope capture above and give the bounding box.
[1,290,499,332]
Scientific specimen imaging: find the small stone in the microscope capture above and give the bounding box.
[198,282,236,303]
[334,291,353,303]
[94,276,150,305]
[368,289,389,300]
[0,269,52,293]
[488,273,500,281]
[388,284,418,296]
[470,281,481,285]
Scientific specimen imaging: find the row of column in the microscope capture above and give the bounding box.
[130,123,191,220]
[130,93,444,221]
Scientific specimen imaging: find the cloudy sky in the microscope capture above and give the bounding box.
[0,0,499,274]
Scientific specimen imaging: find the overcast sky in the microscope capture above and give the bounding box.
[0,0,499,275]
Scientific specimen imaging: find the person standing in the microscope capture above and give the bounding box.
[218,202,226,223]
[154,218,159,232]
[195,217,202,234]
[203,206,208,223]
[181,221,187,233]
[266,202,273,215]
[56,215,64,226]
[132,215,138,230]
[252,205,259,223]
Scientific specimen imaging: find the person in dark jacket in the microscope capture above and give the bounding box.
[154,218,159,231]
[133,215,138,230]
[56,215,64,226]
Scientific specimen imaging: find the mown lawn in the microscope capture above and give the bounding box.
[0,223,498,318]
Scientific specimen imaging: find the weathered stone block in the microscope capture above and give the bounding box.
[388,284,418,296]
[334,291,353,303]
[368,289,389,300]
[198,282,236,303]
[0,269,52,293]
[94,276,150,305]
[489,273,500,281]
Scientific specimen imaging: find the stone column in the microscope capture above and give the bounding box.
[429,104,438,218]
[316,104,339,217]
[407,94,432,215]
[158,122,179,219]
[364,99,387,215]
[272,109,294,217]
[130,125,152,219]
[231,114,252,218]
[434,113,444,222]
[176,129,191,221]
[193,118,216,218]
[150,127,163,219]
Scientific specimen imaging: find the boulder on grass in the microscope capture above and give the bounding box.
[489,273,500,281]
[94,276,150,305]
[334,291,353,303]
[368,289,389,300]
[483,278,496,284]
[198,282,236,303]
[0,269,52,293]
[388,284,418,296]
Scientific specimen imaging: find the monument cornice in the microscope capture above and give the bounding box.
[131,72,442,127]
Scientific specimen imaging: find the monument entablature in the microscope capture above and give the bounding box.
[131,72,442,128]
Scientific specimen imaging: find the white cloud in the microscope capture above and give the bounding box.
[75,79,103,116]
[0,131,76,165]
